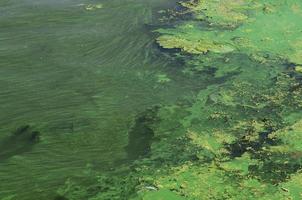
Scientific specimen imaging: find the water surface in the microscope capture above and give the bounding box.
[0,0,198,198]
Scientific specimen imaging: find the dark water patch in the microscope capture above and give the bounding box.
[125,106,160,160]
[0,125,40,161]
[249,161,302,184]
[150,0,194,26]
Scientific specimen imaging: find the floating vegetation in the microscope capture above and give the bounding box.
[156,0,302,65]
[296,66,302,73]
[156,35,235,54]
[179,0,259,27]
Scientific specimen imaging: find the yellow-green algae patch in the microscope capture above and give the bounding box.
[156,35,235,54]
[157,0,302,65]
[295,66,302,73]
[179,0,260,27]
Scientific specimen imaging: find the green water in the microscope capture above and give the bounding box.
[2,0,302,199]
[0,0,197,198]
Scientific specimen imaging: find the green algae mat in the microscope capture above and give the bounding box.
[1,0,302,199]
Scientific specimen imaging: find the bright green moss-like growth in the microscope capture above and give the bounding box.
[157,0,302,65]
[180,0,259,27]
[156,34,235,54]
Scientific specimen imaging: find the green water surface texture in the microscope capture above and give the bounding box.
[0,0,198,199]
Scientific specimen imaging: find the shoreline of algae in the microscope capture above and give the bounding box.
[39,1,302,199]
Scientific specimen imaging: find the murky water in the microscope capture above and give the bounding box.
[2,0,302,199]
[0,0,201,199]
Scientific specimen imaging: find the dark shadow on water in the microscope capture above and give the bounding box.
[125,106,160,161]
[0,125,40,162]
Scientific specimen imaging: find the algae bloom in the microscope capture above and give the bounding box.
[0,0,302,200]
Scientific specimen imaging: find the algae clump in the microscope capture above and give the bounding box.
[156,0,302,65]
[180,0,258,27]
[295,66,302,73]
